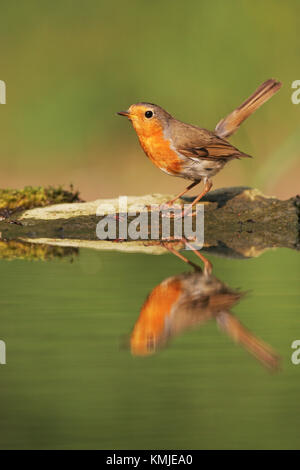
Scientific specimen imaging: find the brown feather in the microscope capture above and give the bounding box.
[217,311,280,370]
[215,79,282,139]
[170,120,251,161]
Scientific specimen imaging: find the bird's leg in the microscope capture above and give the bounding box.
[181,179,213,217]
[164,180,201,207]
[183,239,213,276]
[160,180,201,217]
[162,237,213,274]
[162,241,200,270]
[146,180,200,215]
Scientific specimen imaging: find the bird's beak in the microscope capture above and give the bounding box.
[117,110,130,117]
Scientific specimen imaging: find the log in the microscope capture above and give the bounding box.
[0,187,299,259]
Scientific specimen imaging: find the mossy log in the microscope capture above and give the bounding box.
[0,187,299,259]
[0,185,80,215]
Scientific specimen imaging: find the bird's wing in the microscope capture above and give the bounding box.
[170,120,251,161]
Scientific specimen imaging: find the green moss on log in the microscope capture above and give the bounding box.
[0,185,81,215]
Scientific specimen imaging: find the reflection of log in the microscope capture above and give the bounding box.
[0,187,299,259]
[0,240,78,261]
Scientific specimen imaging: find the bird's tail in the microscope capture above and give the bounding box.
[216,310,280,371]
[215,79,282,139]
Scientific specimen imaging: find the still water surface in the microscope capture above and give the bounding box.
[0,246,299,449]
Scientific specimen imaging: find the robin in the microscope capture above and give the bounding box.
[118,79,281,215]
[129,241,279,370]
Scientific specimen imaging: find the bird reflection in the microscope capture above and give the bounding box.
[129,240,279,370]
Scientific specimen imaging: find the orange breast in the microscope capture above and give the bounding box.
[134,122,182,175]
[130,278,182,355]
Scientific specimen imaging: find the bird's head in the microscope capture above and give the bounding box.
[117,103,171,138]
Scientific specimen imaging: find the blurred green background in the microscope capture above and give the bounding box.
[0,0,299,199]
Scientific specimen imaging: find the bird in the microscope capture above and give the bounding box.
[118,79,282,214]
[129,241,279,370]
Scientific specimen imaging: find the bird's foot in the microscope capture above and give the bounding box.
[144,202,183,218]
[162,210,183,219]
[109,213,127,222]
[162,208,198,218]
[160,202,183,218]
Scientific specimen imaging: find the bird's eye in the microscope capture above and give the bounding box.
[145,110,153,119]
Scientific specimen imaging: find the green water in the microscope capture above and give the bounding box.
[0,247,299,449]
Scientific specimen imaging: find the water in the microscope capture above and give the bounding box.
[0,245,299,449]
